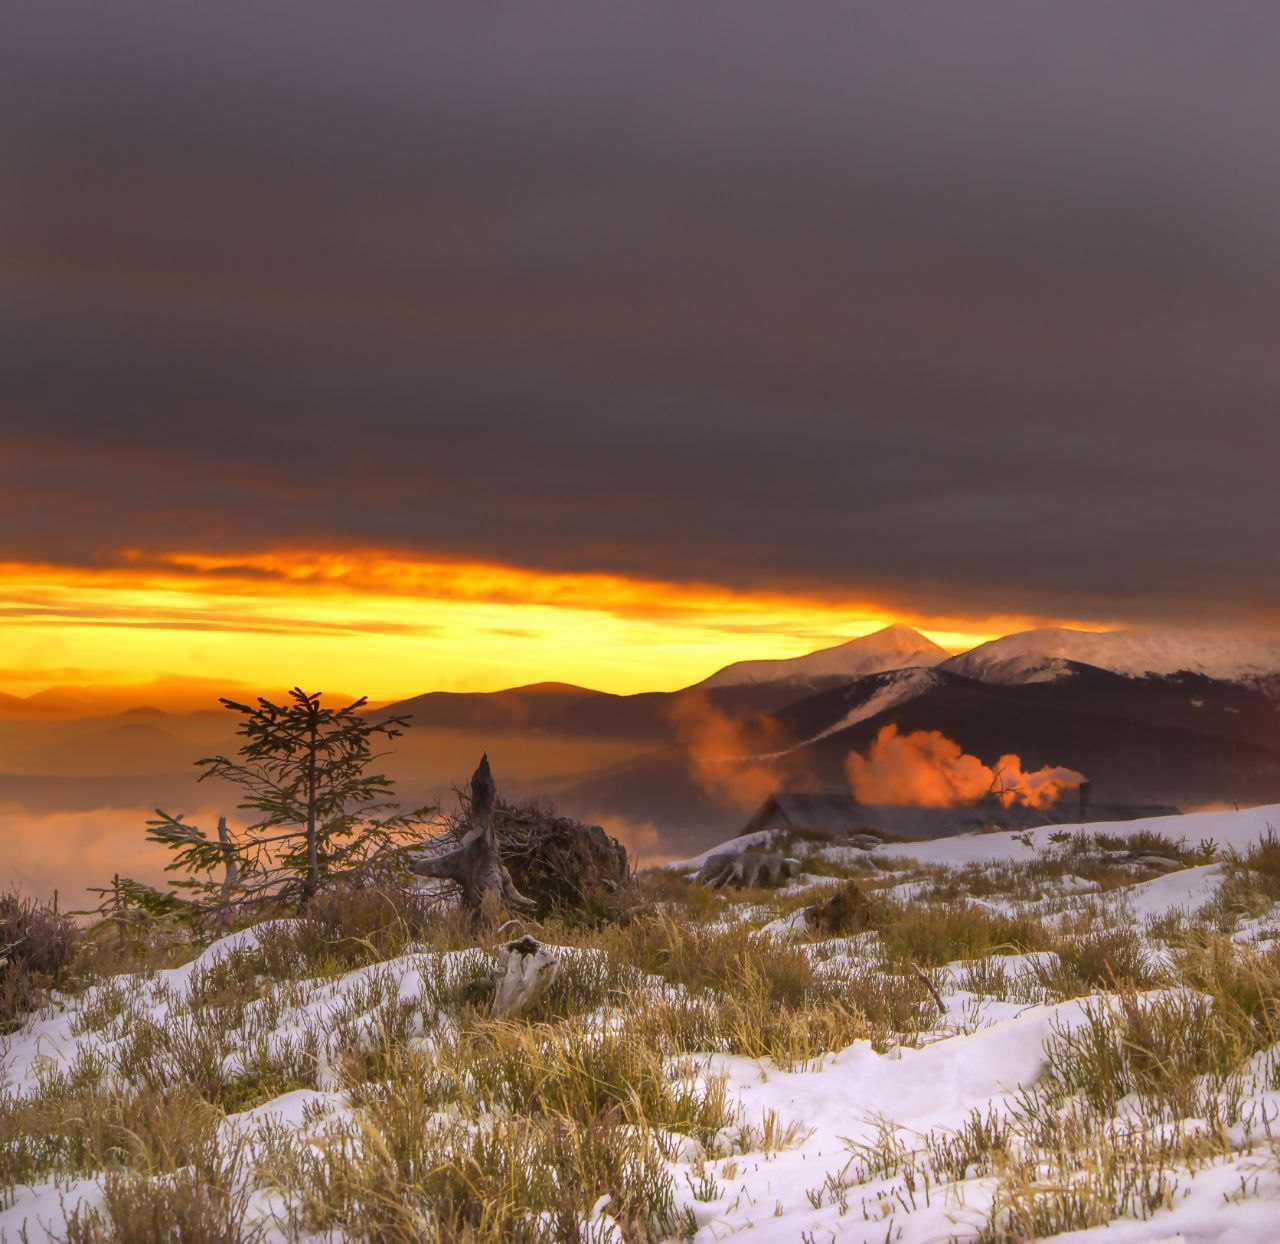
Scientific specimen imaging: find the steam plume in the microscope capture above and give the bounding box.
[845,725,1084,810]
[668,692,785,807]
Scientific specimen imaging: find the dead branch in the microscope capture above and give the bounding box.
[909,961,946,1013]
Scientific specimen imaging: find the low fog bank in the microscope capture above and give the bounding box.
[0,711,677,905]
[0,804,213,911]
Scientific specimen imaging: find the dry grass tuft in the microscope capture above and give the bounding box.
[0,891,80,1031]
[63,1141,257,1244]
[878,901,1048,966]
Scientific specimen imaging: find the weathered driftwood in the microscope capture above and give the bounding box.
[409,754,535,916]
[490,935,561,1018]
[696,851,801,889]
[1123,852,1183,873]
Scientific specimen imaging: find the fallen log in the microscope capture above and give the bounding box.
[696,850,801,889]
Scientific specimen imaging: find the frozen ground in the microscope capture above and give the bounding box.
[3,803,1279,1241]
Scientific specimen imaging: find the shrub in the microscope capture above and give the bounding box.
[1174,933,1280,1049]
[1090,829,1186,859]
[1051,926,1159,990]
[602,916,868,1064]
[62,1143,256,1244]
[269,1030,714,1242]
[273,1109,683,1243]
[0,891,80,1031]
[1231,828,1280,901]
[0,891,79,978]
[980,1115,1189,1242]
[0,1084,221,1201]
[251,885,474,980]
[1034,989,1245,1124]
[879,901,1047,966]
[606,914,818,1008]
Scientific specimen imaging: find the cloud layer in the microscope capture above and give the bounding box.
[4,2,1280,633]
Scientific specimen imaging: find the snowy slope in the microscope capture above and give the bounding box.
[656,802,1280,1242]
[806,666,941,738]
[944,626,1280,686]
[874,802,1276,869]
[700,624,948,689]
[671,802,1280,873]
[5,800,1280,1242]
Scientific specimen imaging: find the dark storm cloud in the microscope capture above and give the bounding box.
[3,1,1280,624]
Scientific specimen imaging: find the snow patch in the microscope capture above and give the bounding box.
[789,667,941,749]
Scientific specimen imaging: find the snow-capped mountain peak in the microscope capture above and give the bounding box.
[700,624,949,689]
[943,626,1280,686]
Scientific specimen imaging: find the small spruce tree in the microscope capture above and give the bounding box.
[147,688,432,914]
[80,874,193,949]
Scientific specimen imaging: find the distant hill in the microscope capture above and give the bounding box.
[9,624,1280,860]
[782,665,1280,803]
[1,719,209,778]
[375,680,813,740]
[0,678,364,717]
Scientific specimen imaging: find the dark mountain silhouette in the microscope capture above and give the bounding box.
[375,680,808,740]
[550,662,1280,854]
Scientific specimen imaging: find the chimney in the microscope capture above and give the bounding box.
[1078,780,1092,822]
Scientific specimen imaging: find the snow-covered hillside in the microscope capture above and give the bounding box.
[696,622,1280,698]
[4,803,1280,1242]
[788,667,944,750]
[867,800,1279,869]
[667,799,1280,873]
[701,623,948,689]
[944,626,1280,686]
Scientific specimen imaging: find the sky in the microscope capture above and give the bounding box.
[4,2,1280,700]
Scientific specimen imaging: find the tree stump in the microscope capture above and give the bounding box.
[803,879,878,934]
[409,754,535,917]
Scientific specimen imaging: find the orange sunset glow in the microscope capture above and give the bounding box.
[0,550,1070,703]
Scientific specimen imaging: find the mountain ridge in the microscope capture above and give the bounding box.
[945,627,1280,687]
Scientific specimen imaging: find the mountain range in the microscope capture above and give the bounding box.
[364,624,1280,850]
[6,624,1280,857]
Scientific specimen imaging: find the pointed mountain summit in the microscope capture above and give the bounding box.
[699,623,949,689]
